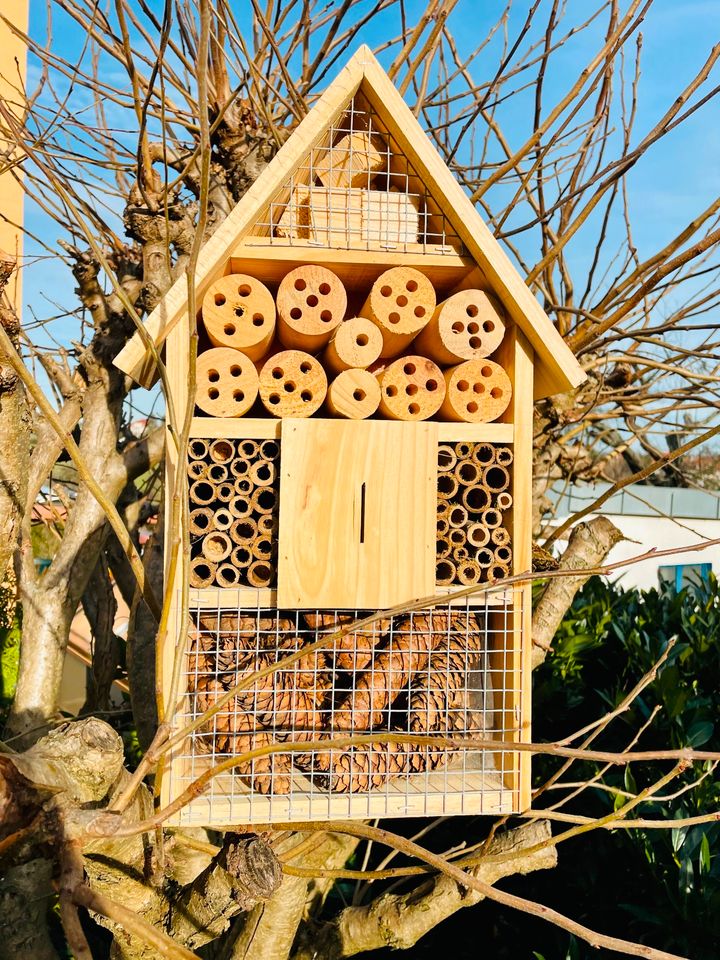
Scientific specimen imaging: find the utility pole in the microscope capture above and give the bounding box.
[1,0,29,311]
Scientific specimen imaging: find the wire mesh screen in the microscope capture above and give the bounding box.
[171,592,523,824]
[249,94,464,255]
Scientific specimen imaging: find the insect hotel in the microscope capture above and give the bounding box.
[114,47,584,825]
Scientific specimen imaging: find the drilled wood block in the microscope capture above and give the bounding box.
[322,317,383,374]
[377,355,445,421]
[360,266,435,357]
[314,131,386,188]
[413,290,506,365]
[276,265,346,351]
[201,274,276,360]
[258,350,327,418]
[326,369,381,420]
[195,348,259,418]
[439,359,512,423]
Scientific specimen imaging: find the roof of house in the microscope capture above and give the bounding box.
[113,45,585,401]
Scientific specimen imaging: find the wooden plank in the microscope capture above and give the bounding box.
[356,53,584,399]
[189,417,511,442]
[278,419,437,608]
[189,586,277,608]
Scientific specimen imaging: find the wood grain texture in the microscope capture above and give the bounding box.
[326,368,381,419]
[439,359,512,423]
[201,273,275,359]
[377,355,445,421]
[412,289,506,365]
[276,264,346,351]
[258,350,327,418]
[278,419,437,607]
[360,266,435,358]
[195,348,259,418]
[322,316,383,374]
[314,130,385,188]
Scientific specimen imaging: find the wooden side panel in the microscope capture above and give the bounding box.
[278,419,437,608]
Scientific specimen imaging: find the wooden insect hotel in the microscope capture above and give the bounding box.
[114,47,585,825]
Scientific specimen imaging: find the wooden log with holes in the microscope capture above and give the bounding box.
[438,359,512,423]
[377,355,445,421]
[201,274,276,360]
[322,317,383,374]
[276,265,346,351]
[258,350,327,418]
[360,267,435,357]
[195,348,259,418]
[314,131,386,188]
[412,290,506,365]
[326,368,381,419]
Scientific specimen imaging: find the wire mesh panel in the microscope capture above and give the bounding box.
[249,94,464,255]
[170,592,523,824]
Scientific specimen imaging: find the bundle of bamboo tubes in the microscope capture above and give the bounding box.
[187,437,280,589]
[186,606,488,795]
[194,264,513,423]
[436,441,514,587]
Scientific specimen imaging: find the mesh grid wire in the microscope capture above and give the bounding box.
[249,95,464,255]
[171,592,522,824]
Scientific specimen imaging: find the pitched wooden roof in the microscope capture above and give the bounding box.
[113,46,585,399]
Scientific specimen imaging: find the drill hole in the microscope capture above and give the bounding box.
[414,306,426,318]
[481,365,493,377]
[272,367,284,379]
[223,323,236,336]
[300,390,313,402]
[408,402,420,415]
[403,362,416,375]
[269,394,280,405]
[284,381,296,393]
[207,369,220,382]
[474,382,485,394]
[320,310,333,323]
[290,307,303,320]
[252,313,264,326]
[238,284,251,296]
[233,390,245,402]
[234,306,245,318]
[466,303,478,317]
[396,294,408,307]
[300,360,312,373]
[385,385,397,397]
[452,321,464,334]
[294,278,306,291]
[356,334,368,346]
[406,383,418,396]
[426,379,438,391]
[230,365,241,377]
[467,321,479,334]
[457,380,469,392]
[467,401,478,413]
[306,294,318,307]
[483,320,495,333]
[491,387,503,399]
[380,285,392,297]
[353,389,366,401]
[208,388,219,399]
[318,282,331,295]
[388,311,400,324]
[469,336,482,349]
[406,279,418,292]
[214,293,226,306]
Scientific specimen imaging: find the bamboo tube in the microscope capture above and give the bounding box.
[251,487,277,514]
[455,441,472,458]
[496,446,514,466]
[483,464,510,492]
[412,289,506,365]
[216,563,241,588]
[467,522,490,548]
[189,479,215,506]
[229,495,252,519]
[202,531,232,563]
[209,438,235,463]
[471,442,496,466]
[212,508,233,531]
[436,537,451,559]
[448,504,468,528]
[462,485,489,513]
[195,348,259,418]
[488,563,510,581]
[480,508,502,529]
[494,545,512,566]
[454,459,480,486]
[435,559,456,586]
[496,491,513,511]
[231,545,253,568]
[189,508,213,537]
[249,460,276,487]
[377,356,445,421]
[436,517,449,536]
[230,458,250,479]
[216,482,234,503]
[453,546,470,561]
[322,316,383,374]
[239,439,259,459]
[360,267,435,357]
[206,462,228,483]
[259,439,280,460]
[257,514,278,537]
[476,547,494,568]
[230,517,258,544]
[233,477,253,496]
[188,438,209,460]
[258,350,327,418]
[436,500,450,520]
[189,557,216,588]
[187,460,206,480]
[202,274,276,360]
[247,560,274,588]
[326,368,381,419]
[437,443,457,471]
[252,536,274,560]
[449,528,465,547]
[276,265,346,351]
[456,559,481,585]
[491,526,510,547]
[437,472,459,500]
[439,359,512,423]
